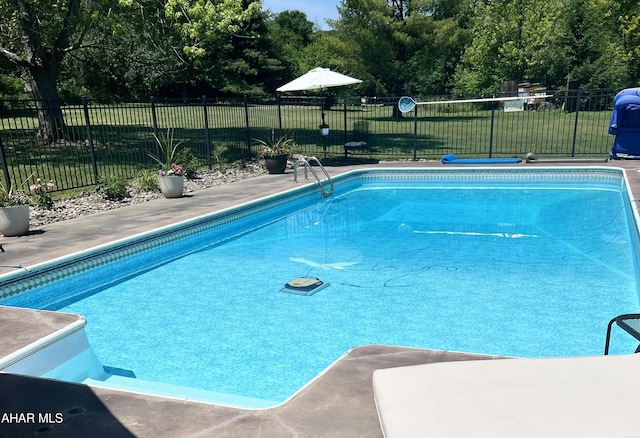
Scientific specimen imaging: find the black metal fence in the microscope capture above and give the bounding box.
[0,88,617,192]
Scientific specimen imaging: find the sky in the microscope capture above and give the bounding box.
[261,0,340,30]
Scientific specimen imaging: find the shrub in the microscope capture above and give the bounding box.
[98,176,129,201]
[135,170,159,192]
[175,148,200,179]
[213,144,228,169]
[29,178,55,210]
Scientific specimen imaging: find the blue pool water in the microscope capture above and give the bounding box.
[2,168,640,407]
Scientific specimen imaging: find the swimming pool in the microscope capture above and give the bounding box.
[1,167,639,408]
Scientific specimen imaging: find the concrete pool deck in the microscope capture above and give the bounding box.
[1,159,639,437]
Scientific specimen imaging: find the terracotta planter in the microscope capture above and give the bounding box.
[0,204,30,236]
[159,176,184,198]
[264,154,288,174]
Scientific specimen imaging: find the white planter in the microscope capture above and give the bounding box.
[0,204,30,236]
[158,176,184,198]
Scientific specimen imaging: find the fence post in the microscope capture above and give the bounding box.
[244,95,251,156]
[413,103,418,161]
[570,89,581,157]
[489,101,496,158]
[82,97,99,185]
[277,94,283,138]
[150,97,160,159]
[343,97,348,146]
[0,134,10,190]
[202,96,212,169]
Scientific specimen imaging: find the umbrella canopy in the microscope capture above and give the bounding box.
[276,67,362,92]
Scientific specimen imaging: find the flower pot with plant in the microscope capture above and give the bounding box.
[254,133,296,174]
[0,179,31,237]
[150,129,186,198]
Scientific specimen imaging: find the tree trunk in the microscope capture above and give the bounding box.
[27,66,69,143]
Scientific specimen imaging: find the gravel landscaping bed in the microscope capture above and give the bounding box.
[29,162,267,228]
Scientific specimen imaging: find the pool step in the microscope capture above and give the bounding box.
[83,374,278,408]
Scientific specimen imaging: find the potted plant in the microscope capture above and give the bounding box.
[149,129,186,198]
[0,179,31,237]
[254,133,296,174]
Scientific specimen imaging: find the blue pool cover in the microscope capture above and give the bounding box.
[441,154,522,164]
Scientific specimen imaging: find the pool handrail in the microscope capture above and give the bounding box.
[293,157,334,198]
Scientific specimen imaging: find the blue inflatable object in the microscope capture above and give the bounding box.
[440,154,522,164]
[609,88,640,159]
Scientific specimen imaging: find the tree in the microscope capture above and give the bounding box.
[57,0,276,99]
[454,0,633,94]
[215,6,286,96]
[618,0,640,85]
[454,0,570,93]
[401,0,472,95]
[0,57,25,99]
[58,0,183,100]
[620,12,640,85]
[403,15,470,95]
[558,0,628,89]
[0,0,114,140]
[331,0,471,96]
[162,0,264,95]
[332,0,404,95]
[266,10,317,83]
[0,0,265,139]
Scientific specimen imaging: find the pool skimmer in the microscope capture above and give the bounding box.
[280,277,329,296]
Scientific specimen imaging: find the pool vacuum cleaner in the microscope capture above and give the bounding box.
[280,277,329,296]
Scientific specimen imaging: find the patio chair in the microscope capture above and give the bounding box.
[344,121,370,158]
[604,313,640,354]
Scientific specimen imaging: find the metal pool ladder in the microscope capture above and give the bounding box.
[294,156,334,198]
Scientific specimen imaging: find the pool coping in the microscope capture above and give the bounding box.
[1,159,639,437]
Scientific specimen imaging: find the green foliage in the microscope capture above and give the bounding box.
[0,57,25,99]
[29,178,55,210]
[213,144,228,169]
[619,12,640,85]
[135,170,159,192]
[333,0,399,95]
[150,129,184,170]
[98,176,129,201]
[174,148,200,179]
[331,0,471,96]
[266,10,317,80]
[165,0,260,58]
[453,0,633,93]
[1,0,639,102]
[253,132,297,158]
[558,0,628,88]
[403,13,470,95]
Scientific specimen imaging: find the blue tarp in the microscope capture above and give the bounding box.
[609,88,640,158]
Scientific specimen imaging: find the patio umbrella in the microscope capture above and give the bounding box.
[277,68,362,158]
[276,67,362,92]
